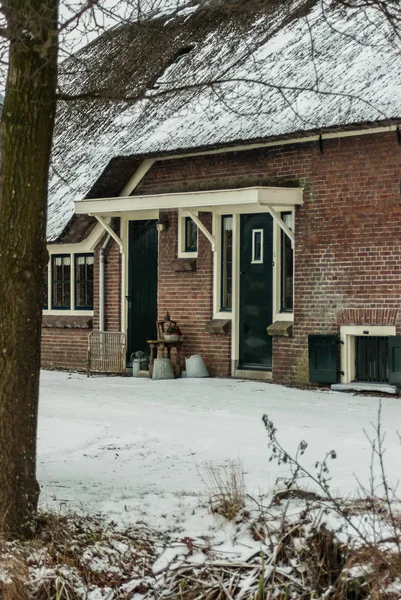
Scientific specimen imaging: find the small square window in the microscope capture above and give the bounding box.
[185,217,198,253]
[52,255,71,309]
[178,211,198,257]
[251,229,264,264]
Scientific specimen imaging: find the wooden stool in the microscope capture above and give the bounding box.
[147,339,183,378]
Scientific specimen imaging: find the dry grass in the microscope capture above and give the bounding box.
[0,513,158,600]
[0,557,29,600]
[301,527,346,592]
[34,575,81,600]
[333,545,401,600]
[0,495,400,600]
[201,460,245,520]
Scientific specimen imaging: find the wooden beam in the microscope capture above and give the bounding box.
[263,205,295,248]
[92,215,123,253]
[184,210,216,252]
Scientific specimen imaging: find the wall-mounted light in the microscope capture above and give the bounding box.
[156,219,168,233]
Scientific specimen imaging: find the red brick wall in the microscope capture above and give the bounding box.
[43,130,401,383]
[158,210,231,377]
[41,327,89,371]
[41,236,121,372]
[136,131,401,384]
[93,236,121,332]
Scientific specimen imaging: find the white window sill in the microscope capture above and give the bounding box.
[213,311,233,320]
[177,251,198,259]
[272,312,294,323]
[43,310,94,317]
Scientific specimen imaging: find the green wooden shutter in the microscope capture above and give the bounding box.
[308,335,338,384]
[388,336,401,385]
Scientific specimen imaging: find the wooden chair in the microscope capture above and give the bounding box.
[87,331,126,376]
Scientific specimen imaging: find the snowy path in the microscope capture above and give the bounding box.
[38,371,401,528]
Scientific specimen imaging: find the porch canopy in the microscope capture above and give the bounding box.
[74,186,303,249]
[75,186,303,214]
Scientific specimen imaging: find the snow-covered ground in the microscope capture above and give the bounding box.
[0,371,396,599]
[38,371,401,532]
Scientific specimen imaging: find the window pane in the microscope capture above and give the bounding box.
[185,217,197,252]
[52,256,71,308]
[251,229,263,263]
[53,282,62,306]
[221,215,233,311]
[43,266,48,309]
[75,254,94,309]
[281,213,294,312]
[76,281,86,307]
[63,282,71,307]
[87,280,94,309]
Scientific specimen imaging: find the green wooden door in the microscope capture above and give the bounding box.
[127,220,158,360]
[239,213,273,370]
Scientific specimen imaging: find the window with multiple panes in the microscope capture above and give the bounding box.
[220,215,233,311]
[52,255,71,309]
[48,253,94,311]
[75,254,94,309]
[185,216,198,253]
[280,212,294,312]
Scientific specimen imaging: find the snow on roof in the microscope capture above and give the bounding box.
[48,0,401,241]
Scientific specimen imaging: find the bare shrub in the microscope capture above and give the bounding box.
[201,459,245,520]
[262,404,401,599]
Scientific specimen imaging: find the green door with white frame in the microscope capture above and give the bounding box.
[239,213,273,370]
[127,220,158,360]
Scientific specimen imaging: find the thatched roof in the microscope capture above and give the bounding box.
[48,0,401,241]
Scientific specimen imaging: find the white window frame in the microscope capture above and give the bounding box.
[340,325,396,383]
[213,206,296,323]
[46,252,95,315]
[50,254,72,310]
[213,212,233,320]
[214,214,234,314]
[251,229,264,264]
[272,208,294,322]
[177,209,198,258]
[43,223,103,316]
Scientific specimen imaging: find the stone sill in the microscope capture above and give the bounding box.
[170,258,196,272]
[42,315,93,329]
[205,319,231,334]
[267,321,293,337]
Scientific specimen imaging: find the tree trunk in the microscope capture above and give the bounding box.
[0,0,58,538]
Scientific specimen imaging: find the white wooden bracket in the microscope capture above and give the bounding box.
[92,215,123,253]
[261,204,295,249]
[184,210,216,252]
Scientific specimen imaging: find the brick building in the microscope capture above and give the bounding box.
[42,1,401,387]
